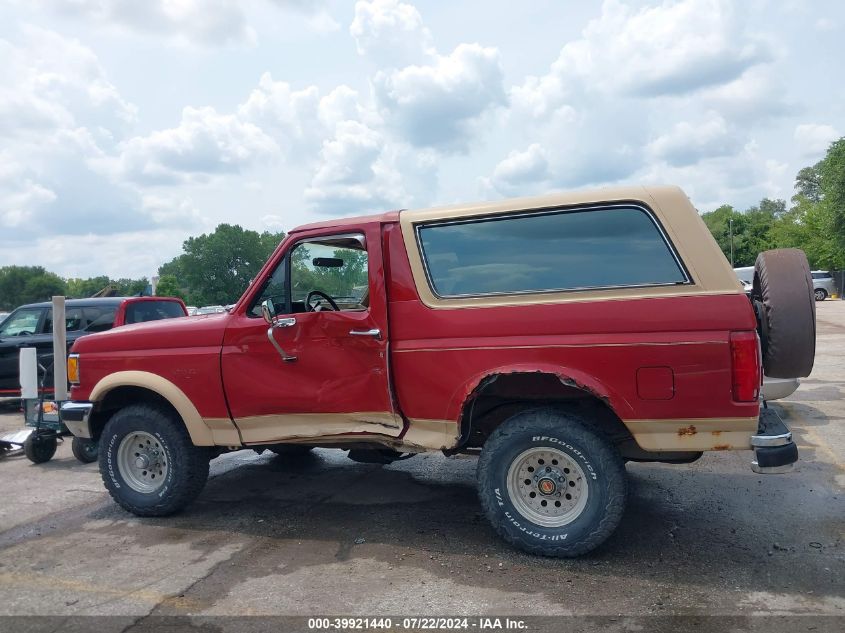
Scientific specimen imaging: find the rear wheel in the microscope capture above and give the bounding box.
[71,436,98,463]
[24,434,57,464]
[99,404,210,516]
[477,408,627,557]
[814,288,827,302]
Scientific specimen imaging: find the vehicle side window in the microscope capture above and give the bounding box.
[83,306,118,333]
[0,308,43,337]
[249,256,288,317]
[290,241,368,312]
[124,301,185,324]
[42,307,85,334]
[417,206,687,297]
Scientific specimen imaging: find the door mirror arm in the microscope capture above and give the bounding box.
[261,300,297,362]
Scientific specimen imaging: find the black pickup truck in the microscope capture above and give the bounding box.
[0,296,186,396]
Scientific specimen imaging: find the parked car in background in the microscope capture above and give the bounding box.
[0,296,187,397]
[196,305,227,314]
[186,306,198,316]
[811,271,835,301]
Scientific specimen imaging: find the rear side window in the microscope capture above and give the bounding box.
[811,272,832,280]
[124,301,185,324]
[417,206,687,297]
[83,306,118,333]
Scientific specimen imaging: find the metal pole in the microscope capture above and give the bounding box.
[52,296,68,402]
[729,216,734,267]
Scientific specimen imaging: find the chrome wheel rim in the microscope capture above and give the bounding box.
[815,290,825,301]
[506,447,589,527]
[117,431,168,494]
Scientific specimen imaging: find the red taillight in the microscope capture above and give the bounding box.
[730,331,761,402]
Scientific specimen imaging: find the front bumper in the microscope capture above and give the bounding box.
[60,401,94,439]
[750,408,798,474]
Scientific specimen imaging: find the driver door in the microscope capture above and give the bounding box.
[221,226,402,444]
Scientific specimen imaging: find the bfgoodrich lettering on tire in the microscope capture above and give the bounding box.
[477,408,627,557]
[99,404,210,517]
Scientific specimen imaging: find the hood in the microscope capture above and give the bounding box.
[71,312,230,354]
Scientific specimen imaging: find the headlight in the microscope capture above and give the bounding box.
[67,354,80,385]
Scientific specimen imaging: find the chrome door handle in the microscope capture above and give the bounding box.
[349,328,381,339]
[267,317,297,362]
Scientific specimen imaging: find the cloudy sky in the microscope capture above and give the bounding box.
[1,0,843,279]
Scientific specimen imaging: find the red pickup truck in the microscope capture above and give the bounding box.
[60,186,814,556]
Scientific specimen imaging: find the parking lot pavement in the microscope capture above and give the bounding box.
[0,303,842,628]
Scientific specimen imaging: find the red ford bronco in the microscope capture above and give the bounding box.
[60,186,815,557]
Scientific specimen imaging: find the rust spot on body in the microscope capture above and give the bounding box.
[713,444,730,451]
[677,425,697,437]
[711,430,722,436]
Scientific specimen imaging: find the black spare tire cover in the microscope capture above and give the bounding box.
[752,249,816,378]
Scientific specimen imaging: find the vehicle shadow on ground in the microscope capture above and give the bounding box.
[82,446,843,607]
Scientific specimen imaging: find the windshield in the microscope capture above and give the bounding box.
[0,308,42,337]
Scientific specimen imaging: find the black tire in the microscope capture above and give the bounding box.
[268,444,314,457]
[24,434,57,464]
[71,436,98,464]
[753,249,816,378]
[99,404,210,517]
[477,408,627,557]
[814,288,827,302]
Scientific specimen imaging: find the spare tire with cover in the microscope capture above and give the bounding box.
[752,248,816,379]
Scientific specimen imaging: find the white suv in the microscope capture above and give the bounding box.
[811,271,836,301]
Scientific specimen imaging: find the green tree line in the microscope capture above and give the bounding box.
[0,225,284,311]
[702,137,845,269]
[0,267,149,311]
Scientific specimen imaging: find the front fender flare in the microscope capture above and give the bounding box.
[90,371,215,446]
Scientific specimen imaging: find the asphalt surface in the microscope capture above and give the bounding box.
[0,301,843,631]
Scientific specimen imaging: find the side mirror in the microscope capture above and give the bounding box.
[261,299,276,325]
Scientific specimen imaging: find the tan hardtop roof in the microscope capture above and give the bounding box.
[290,185,688,234]
[400,185,685,223]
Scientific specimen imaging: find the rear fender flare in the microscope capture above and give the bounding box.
[451,362,634,425]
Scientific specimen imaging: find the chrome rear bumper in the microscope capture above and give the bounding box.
[750,408,797,474]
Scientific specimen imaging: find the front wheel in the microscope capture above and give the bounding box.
[477,408,627,557]
[99,404,210,517]
[814,288,827,301]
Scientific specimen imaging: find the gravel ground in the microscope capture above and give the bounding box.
[0,301,842,632]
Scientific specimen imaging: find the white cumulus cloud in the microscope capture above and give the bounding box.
[117,106,280,184]
[37,0,256,46]
[373,43,506,152]
[512,0,771,118]
[794,123,839,159]
[304,121,405,215]
[350,0,434,66]
[648,112,741,167]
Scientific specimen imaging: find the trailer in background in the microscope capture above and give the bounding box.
[0,296,98,464]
